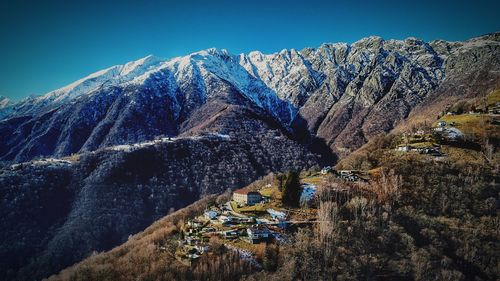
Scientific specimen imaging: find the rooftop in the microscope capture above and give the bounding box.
[234,189,261,195]
[247,225,270,233]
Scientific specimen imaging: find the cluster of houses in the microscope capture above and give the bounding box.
[443,103,500,116]
[335,170,363,181]
[487,102,500,115]
[396,145,443,156]
[176,219,213,265]
[175,188,283,265]
[173,174,332,265]
[321,166,366,182]
[394,129,445,156]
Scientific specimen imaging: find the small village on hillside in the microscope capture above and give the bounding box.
[394,91,499,161]
[171,167,367,266]
[171,90,500,267]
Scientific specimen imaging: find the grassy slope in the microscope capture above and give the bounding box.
[486,89,500,107]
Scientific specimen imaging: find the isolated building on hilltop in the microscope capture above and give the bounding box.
[233,189,262,205]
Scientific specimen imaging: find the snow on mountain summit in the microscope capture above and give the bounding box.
[0,96,13,119]
[0,33,498,163]
[45,55,164,102]
[120,54,162,76]
[0,96,11,108]
[4,33,499,123]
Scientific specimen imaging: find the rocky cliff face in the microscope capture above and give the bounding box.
[2,33,498,160]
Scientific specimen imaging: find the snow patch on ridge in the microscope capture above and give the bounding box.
[4,34,481,123]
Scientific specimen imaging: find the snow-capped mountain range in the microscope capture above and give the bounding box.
[2,37,447,122]
[0,33,499,281]
[1,33,499,161]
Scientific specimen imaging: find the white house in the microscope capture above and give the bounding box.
[204,210,219,220]
[336,170,361,182]
[434,127,464,140]
[415,129,425,135]
[218,215,234,225]
[247,226,270,243]
[396,145,411,152]
[267,209,287,220]
[195,245,210,254]
[186,237,200,245]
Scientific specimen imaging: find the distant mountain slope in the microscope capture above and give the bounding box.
[0,107,321,281]
[1,33,499,161]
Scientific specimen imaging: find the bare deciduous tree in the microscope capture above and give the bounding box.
[317,201,339,258]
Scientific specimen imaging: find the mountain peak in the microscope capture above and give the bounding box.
[0,96,11,108]
[120,54,163,76]
[192,47,232,58]
[4,33,499,125]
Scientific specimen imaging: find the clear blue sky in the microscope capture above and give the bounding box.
[1,0,499,100]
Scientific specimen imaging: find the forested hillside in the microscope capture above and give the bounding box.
[49,128,499,280]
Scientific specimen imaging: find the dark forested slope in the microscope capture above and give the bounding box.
[0,104,321,281]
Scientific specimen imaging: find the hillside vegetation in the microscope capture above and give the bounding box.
[0,125,321,281]
[47,85,500,280]
[1,34,499,280]
[48,192,256,281]
[49,133,499,280]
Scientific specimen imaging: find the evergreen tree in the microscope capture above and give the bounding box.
[280,171,302,207]
[263,244,279,271]
[275,173,286,191]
